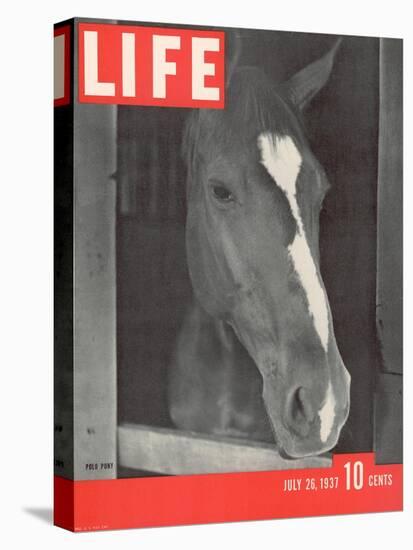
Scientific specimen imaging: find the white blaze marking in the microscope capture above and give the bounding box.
[257,133,329,351]
[318,381,336,442]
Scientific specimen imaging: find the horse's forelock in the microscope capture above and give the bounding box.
[184,67,306,166]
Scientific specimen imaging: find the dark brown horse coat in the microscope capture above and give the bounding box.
[168,41,350,459]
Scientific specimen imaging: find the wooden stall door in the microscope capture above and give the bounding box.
[375,38,403,464]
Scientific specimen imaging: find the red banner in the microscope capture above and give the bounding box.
[78,23,225,108]
[54,25,71,107]
[54,453,402,532]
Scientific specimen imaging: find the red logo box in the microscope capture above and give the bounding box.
[78,23,225,108]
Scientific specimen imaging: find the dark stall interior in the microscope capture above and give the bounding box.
[116,30,382,475]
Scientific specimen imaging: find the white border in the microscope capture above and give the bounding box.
[0,1,410,548]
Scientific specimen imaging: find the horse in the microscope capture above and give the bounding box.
[168,38,351,459]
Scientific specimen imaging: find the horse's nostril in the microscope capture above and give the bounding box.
[287,387,316,436]
[294,387,315,423]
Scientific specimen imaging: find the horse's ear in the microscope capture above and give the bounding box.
[225,31,242,88]
[281,38,342,110]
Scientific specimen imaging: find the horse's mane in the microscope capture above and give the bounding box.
[183,66,307,179]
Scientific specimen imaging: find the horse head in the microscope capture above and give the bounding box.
[183,39,350,458]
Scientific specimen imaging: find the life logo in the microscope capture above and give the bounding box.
[54,22,225,109]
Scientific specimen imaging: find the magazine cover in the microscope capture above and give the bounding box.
[54,17,403,532]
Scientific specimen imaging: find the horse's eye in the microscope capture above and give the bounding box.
[212,184,233,202]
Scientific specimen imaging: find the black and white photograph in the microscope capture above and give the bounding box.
[54,22,402,483]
